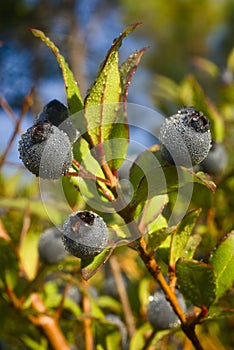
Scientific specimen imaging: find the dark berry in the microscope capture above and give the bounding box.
[106,314,128,349]
[147,289,186,330]
[62,211,108,259]
[199,142,227,175]
[159,107,212,166]
[18,120,72,179]
[38,226,68,264]
[37,99,79,143]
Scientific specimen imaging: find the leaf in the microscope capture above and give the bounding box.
[176,259,216,307]
[192,56,219,78]
[30,28,83,114]
[129,324,170,350]
[170,208,202,266]
[186,170,216,193]
[148,228,171,253]
[138,194,168,228]
[84,23,141,147]
[119,46,149,103]
[0,240,19,289]
[227,47,234,72]
[209,231,234,301]
[0,197,67,223]
[19,231,39,280]
[182,234,202,259]
[81,246,115,280]
[180,75,224,142]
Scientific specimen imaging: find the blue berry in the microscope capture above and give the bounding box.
[37,99,79,143]
[62,211,108,259]
[38,226,68,264]
[199,142,227,175]
[159,107,211,166]
[147,289,186,330]
[18,120,72,179]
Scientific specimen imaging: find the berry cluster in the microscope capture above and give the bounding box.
[18,100,75,179]
[159,107,212,166]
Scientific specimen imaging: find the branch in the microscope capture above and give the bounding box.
[30,293,70,350]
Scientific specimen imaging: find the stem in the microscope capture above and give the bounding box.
[109,255,136,337]
[29,293,70,350]
[137,237,205,350]
[82,280,93,350]
[0,88,34,169]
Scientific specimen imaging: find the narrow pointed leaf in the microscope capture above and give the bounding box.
[176,259,216,307]
[84,23,141,148]
[170,208,202,266]
[119,46,149,102]
[30,29,83,114]
[209,231,234,300]
[81,246,114,280]
[180,76,224,142]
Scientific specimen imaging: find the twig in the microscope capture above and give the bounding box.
[82,280,93,350]
[30,293,70,350]
[137,236,205,350]
[109,254,136,337]
[0,88,34,169]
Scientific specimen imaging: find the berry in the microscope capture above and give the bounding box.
[62,211,108,259]
[199,142,227,175]
[37,99,79,143]
[18,119,72,179]
[159,107,212,166]
[106,314,128,349]
[147,289,186,330]
[38,226,68,264]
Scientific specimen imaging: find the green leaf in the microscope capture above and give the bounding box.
[0,240,19,289]
[227,47,234,72]
[138,194,168,228]
[186,170,216,193]
[81,247,115,280]
[148,228,171,253]
[129,324,170,350]
[180,76,224,142]
[182,234,202,259]
[30,28,83,114]
[209,231,234,301]
[170,208,202,266]
[19,231,39,280]
[84,23,141,147]
[0,197,67,223]
[176,259,216,307]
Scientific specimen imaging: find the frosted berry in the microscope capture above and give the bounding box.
[199,142,227,175]
[18,120,72,179]
[62,211,108,259]
[159,107,211,166]
[37,99,79,143]
[147,289,186,330]
[38,226,68,264]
